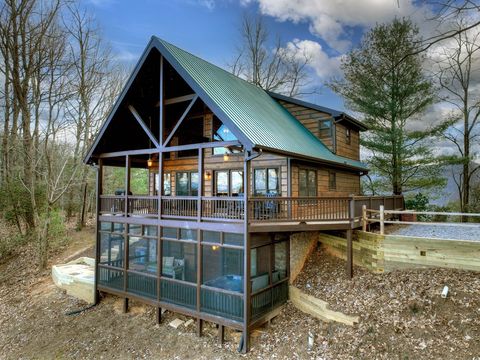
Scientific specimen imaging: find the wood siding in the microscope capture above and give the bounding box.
[335,122,360,160]
[277,100,334,151]
[277,100,361,161]
[291,164,360,197]
[150,113,288,197]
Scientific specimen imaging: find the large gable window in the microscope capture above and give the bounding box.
[212,116,240,155]
[299,169,317,197]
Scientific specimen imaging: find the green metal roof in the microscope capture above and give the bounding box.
[155,37,367,171]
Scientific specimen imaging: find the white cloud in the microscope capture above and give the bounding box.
[285,39,342,80]
[113,48,139,63]
[87,0,116,8]
[199,0,216,10]
[246,0,432,51]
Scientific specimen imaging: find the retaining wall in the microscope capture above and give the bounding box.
[319,231,480,273]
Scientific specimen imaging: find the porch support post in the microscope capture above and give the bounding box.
[287,157,292,218]
[123,155,131,311]
[157,55,164,322]
[196,147,203,336]
[218,325,225,345]
[94,158,103,305]
[156,307,162,324]
[346,196,355,279]
[241,153,252,353]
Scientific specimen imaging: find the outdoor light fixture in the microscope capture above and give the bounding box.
[212,245,219,251]
[147,157,153,167]
[223,151,229,161]
[205,170,212,181]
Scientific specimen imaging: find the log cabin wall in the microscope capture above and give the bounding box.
[277,100,361,162]
[277,100,334,152]
[148,113,288,196]
[335,122,360,160]
[291,164,361,197]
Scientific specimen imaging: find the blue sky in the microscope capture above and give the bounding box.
[85,0,431,111]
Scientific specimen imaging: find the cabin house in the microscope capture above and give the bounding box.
[84,36,403,353]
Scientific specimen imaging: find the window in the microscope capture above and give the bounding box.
[319,119,332,137]
[155,173,171,196]
[346,128,351,144]
[175,171,199,196]
[329,171,337,190]
[212,116,240,155]
[254,168,279,195]
[299,169,317,197]
[214,170,243,196]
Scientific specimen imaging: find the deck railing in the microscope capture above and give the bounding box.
[99,195,403,224]
[128,196,158,217]
[202,197,244,220]
[162,196,198,218]
[249,197,350,222]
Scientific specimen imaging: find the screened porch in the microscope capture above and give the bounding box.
[97,222,289,325]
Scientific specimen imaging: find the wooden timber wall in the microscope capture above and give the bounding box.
[277,100,360,161]
[291,165,361,197]
[335,123,359,160]
[149,113,288,197]
[278,100,334,151]
[319,231,480,273]
[319,232,384,272]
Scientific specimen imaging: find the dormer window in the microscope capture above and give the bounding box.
[319,119,332,137]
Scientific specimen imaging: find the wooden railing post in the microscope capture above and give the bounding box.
[362,204,367,232]
[346,196,355,279]
[380,205,385,235]
[94,159,103,305]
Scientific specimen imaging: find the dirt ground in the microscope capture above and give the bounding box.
[1,228,479,360]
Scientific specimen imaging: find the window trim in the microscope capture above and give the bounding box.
[253,167,281,196]
[319,119,333,137]
[298,168,317,197]
[213,169,244,196]
[175,171,199,196]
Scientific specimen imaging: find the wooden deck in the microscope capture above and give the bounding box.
[99,194,404,231]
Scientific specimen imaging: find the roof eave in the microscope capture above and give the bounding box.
[254,145,368,172]
[334,114,369,131]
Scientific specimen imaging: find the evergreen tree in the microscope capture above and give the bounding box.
[330,18,447,195]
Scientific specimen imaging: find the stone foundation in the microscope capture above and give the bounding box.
[289,231,320,283]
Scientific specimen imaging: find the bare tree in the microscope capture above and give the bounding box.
[0,0,63,232]
[402,1,480,59]
[63,3,124,230]
[230,14,314,97]
[437,20,480,216]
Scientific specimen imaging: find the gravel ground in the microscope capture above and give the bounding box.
[294,248,480,360]
[1,230,480,359]
[388,224,480,241]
